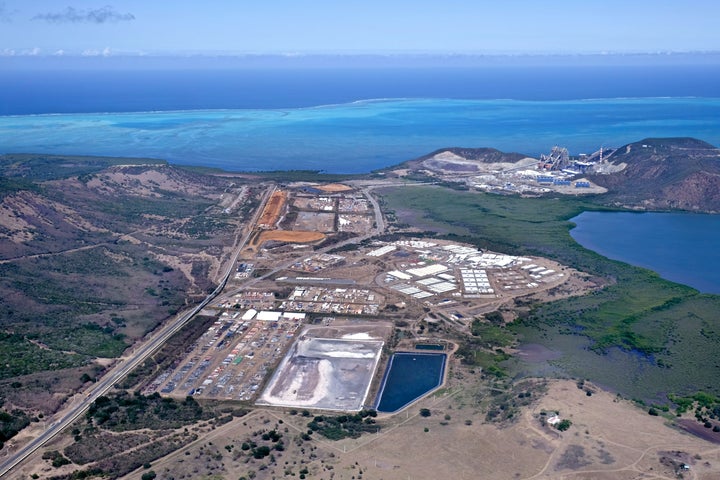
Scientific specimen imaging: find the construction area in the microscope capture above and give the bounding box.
[245,186,374,254]
[257,321,390,411]
[145,182,580,406]
[257,189,287,229]
[393,145,624,195]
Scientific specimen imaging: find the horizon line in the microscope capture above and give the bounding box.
[3,50,720,59]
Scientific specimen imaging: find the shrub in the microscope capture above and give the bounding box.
[252,445,271,459]
[556,419,572,431]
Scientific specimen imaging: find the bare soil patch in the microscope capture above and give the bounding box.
[316,183,354,192]
[258,190,287,228]
[293,211,335,232]
[258,230,326,244]
[676,418,720,444]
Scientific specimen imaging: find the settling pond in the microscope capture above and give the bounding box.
[375,353,447,413]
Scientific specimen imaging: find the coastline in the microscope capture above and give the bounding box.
[2,97,720,174]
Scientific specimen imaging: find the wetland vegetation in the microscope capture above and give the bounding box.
[380,185,720,402]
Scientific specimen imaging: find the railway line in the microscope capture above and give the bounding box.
[0,185,275,478]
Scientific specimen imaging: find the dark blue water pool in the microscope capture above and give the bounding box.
[375,353,447,413]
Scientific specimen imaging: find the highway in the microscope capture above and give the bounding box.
[0,185,275,479]
[0,181,393,477]
[363,185,386,234]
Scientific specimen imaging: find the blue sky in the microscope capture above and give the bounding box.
[1,0,719,56]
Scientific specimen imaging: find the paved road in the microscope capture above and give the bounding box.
[0,181,399,477]
[0,185,275,479]
[363,185,385,233]
[220,185,388,298]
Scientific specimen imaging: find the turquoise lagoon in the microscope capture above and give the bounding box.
[2,97,720,173]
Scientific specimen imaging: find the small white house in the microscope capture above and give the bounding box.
[547,414,561,426]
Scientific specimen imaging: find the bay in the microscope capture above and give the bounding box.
[570,211,720,293]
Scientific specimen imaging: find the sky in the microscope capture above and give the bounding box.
[1,0,720,56]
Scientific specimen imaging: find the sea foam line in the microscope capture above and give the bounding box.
[0,96,717,119]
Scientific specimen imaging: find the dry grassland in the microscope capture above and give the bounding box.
[112,377,720,480]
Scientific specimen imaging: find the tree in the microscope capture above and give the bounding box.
[252,445,271,459]
[556,419,572,431]
[141,472,157,480]
[484,311,504,325]
[419,408,431,417]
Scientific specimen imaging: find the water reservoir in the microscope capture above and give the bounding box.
[375,353,447,413]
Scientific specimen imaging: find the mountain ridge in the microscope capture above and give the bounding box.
[590,137,720,211]
[398,137,720,212]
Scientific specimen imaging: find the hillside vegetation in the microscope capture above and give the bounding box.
[591,137,720,212]
[0,155,258,421]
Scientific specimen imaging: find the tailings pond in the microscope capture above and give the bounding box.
[375,353,446,413]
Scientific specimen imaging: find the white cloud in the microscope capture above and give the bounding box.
[33,5,135,24]
[20,47,42,56]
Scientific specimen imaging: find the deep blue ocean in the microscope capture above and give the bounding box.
[1,65,720,173]
[3,65,720,115]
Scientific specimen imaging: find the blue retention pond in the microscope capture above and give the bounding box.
[375,353,447,413]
